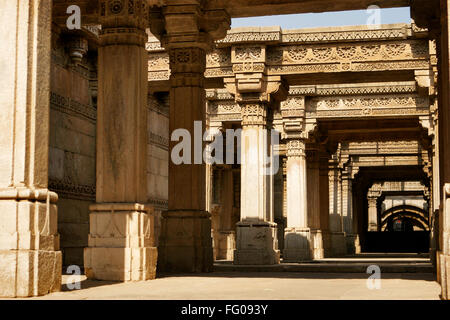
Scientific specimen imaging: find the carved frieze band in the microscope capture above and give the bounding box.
[307,94,429,118]
[148,38,429,80]
[50,92,96,122]
[49,179,95,201]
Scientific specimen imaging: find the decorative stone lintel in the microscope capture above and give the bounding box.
[149,3,231,51]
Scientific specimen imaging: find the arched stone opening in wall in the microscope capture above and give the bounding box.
[353,166,431,253]
[381,205,430,232]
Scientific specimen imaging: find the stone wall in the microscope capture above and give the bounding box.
[147,94,170,246]
[49,29,97,267]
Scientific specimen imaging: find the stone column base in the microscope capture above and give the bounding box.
[0,250,62,297]
[440,254,450,300]
[322,231,332,258]
[234,221,280,265]
[0,189,62,297]
[310,229,325,260]
[84,203,157,281]
[215,231,235,261]
[283,228,311,262]
[158,210,213,273]
[329,232,347,257]
[345,234,361,255]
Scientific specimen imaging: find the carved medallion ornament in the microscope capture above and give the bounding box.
[287,139,306,158]
[99,0,149,46]
[169,47,206,87]
[241,104,267,127]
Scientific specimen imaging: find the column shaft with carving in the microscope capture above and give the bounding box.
[284,139,311,261]
[367,192,380,232]
[84,0,157,281]
[0,0,62,297]
[154,2,231,272]
[307,146,324,259]
[233,103,280,265]
[328,157,346,256]
[319,146,331,257]
[437,0,450,300]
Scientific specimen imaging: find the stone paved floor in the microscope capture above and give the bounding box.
[17,272,441,300]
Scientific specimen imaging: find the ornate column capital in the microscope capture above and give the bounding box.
[286,139,306,159]
[241,103,267,127]
[99,0,150,46]
[149,1,231,51]
[168,47,207,87]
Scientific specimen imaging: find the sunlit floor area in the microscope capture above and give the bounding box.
[18,272,439,300]
[13,254,439,300]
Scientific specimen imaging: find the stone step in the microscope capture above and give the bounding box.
[214,262,434,273]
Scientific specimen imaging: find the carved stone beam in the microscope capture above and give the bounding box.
[149,1,231,50]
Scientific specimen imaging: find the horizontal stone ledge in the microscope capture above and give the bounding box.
[237,221,277,228]
[162,210,211,219]
[89,203,154,214]
[0,188,58,203]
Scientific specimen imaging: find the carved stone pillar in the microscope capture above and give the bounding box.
[328,158,346,256]
[307,146,324,259]
[283,139,311,261]
[437,0,450,300]
[319,146,331,257]
[367,191,381,232]
[84,0,157,281]
[153,2,231,272]
[342,171,358,254]
[0,0,62,297]
[442,184,450,299]
[233,103,280,265]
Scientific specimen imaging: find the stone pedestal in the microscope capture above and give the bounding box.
[283,139,311,261]
[346,234,361,255]
[0,189,62,297]
[84,204,157,281]
[310,229,325,259]
[235,222,280,265]
[284,228,310,262]
[329,232,347,257]
[159,210,213,272]
[0,0,61,297]
[216,231,236,260]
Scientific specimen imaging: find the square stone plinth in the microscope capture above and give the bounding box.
[84,203,157,281]
[234,222,280,265]
[84,247,157,281]
[440,254,450,300]
[0,250,62,297]
[283,228,310,262]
